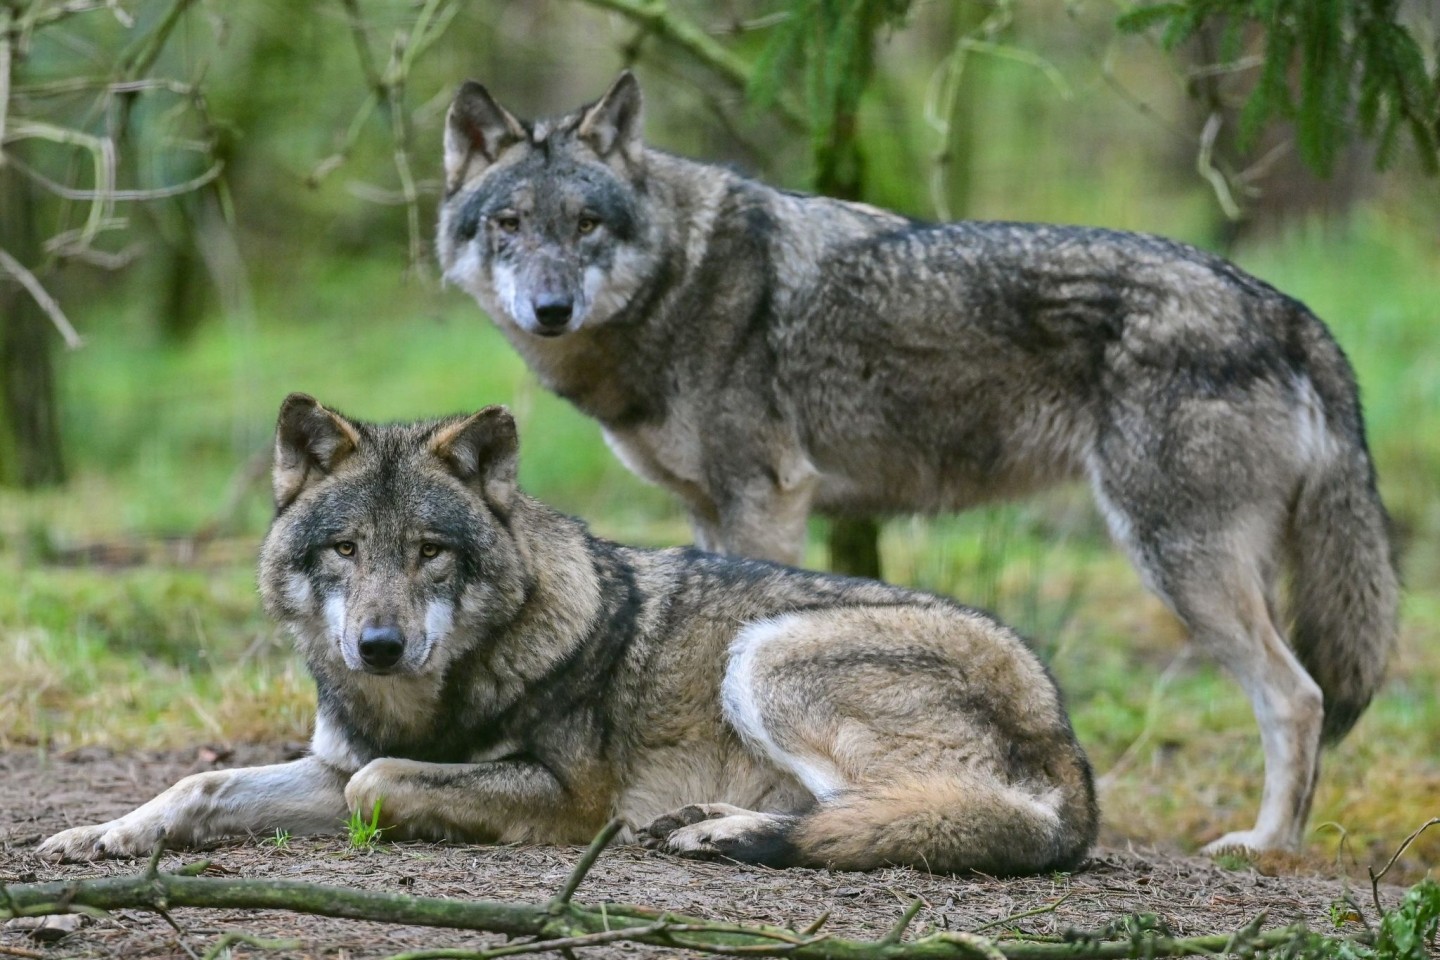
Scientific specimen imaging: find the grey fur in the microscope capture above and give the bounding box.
[38,396,1097,876]
[436,73,1399,853]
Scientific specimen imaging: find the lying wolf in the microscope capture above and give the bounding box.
[434,72,1399,853]
[39,394,1097,874]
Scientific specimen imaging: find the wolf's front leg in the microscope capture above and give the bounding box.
[345,757,608,844]
[38,756,349,861]
[708,466,817,566]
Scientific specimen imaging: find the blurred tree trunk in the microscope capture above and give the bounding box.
[152,189,226,344]
[0,150,66,488]
[141,4,276,346]
[828,516,884,579]
[155,205,212,343]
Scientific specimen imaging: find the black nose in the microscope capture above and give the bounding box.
[358,625,405,671]
[533,295,573,331]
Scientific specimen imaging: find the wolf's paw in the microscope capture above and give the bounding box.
[37,821,161,862]
[642,807,796,866]
[344,757,444,834]
[344,757,411,823]
[640,803,750,845]
[1201,829,1293,856]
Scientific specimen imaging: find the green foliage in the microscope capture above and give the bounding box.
[748,0,920,193]
[1118,0,1440,174]
[2,0,222,266]
[1,564,269,667]
[1295,880,1440,960]
[1371,880,1440,960]
[260,828,291,850]
[346,798,386,850]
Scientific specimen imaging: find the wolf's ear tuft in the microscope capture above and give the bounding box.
[445,81,526,186]
[432,406,519,513]
[273,393,362,510]
[578,71,644,164]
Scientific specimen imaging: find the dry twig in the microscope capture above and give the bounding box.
[1367,817,1440,918]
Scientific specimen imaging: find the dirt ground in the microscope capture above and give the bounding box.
[0,745,1409,959]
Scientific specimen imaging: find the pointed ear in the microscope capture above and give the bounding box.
[431,406,519,513]
[445,80,526,187]
[578,71,644,164]
[272,393,361,510]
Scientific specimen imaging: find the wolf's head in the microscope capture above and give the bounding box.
[436,72,663,338]
[259,394,530,678]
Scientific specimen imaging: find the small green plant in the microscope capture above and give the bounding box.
[1370,878,1440,960]
[346,798,386,850]
[1211,849,1254,872]
[260,828,291,850]
[1330,899,1359,929]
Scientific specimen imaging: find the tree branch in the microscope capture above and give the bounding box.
[568,0,805,129]
[0,248,84,348]
[0,860,1345,960]
[552,817,626,906]
[1368,817,1440,917]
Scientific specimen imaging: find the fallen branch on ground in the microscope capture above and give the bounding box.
[2,821,1431,960]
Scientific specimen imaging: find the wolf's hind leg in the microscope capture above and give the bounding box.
[718,609,1097,874]
[1096,492,1322,852]
[1089,384,1328,853]
[1177,568,1322,853]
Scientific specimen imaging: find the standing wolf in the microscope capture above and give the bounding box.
[39,394,1097,874]
[435,73,1398,854]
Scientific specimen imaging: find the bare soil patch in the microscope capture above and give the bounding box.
[0,745,1399,959]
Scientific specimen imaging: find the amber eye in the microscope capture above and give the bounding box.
[577,216,598,235]
[420,542,442,560]
[496,216,520,233]
[335,541,356,557]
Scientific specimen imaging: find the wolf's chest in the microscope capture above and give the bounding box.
[601,422,712,510]
[316,675,518,768]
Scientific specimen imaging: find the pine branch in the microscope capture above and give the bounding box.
[1117,0,1440,175]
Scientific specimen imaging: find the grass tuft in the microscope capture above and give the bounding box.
[261,828,291,851]
[346,799,387,851]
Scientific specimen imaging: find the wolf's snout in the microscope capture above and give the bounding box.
[532,295,574,334]
[359,625,405,671]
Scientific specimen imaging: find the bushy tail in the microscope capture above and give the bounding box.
[1290,327,1400,744]
[789,770,1097,876]
[1290,447,1399,743]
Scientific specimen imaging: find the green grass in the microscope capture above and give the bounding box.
[261,828,292,851]
[347,799,387,851]
[1,203,1437,879]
